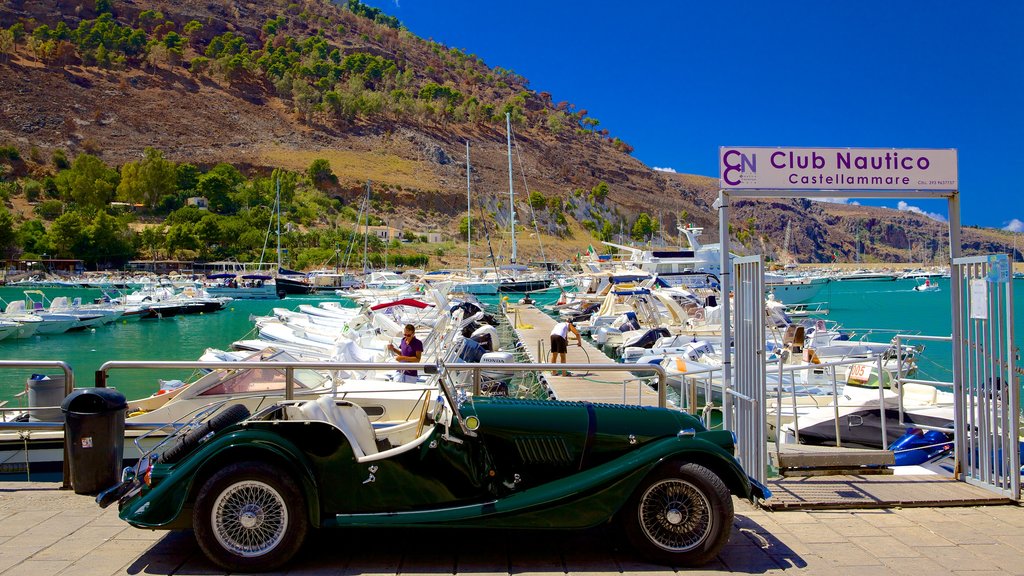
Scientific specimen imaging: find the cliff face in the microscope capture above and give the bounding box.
[0,0,1015,264]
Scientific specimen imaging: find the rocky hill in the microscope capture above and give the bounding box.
[0,0,1016,267]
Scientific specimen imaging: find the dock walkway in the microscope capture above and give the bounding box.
[504,303,664,406]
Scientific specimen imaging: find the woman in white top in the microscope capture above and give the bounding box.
[549,321,581,375]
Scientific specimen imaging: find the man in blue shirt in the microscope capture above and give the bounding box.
[388,324,424,383]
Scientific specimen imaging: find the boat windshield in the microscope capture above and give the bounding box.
[198,367,325,396]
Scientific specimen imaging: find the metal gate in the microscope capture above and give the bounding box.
[952,255,1018,498]
[724,255,767,484]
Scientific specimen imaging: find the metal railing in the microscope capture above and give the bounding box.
[0,357,672,489]
[894,334,954,433]
[0,360,75,487]
[660,352,914,453]
[770,355,896,451]
[97,360,670,408]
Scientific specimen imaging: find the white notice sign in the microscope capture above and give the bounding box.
[970,279,988,320]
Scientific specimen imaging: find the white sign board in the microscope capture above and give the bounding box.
[719,147,958,191]
[970,279,988,320]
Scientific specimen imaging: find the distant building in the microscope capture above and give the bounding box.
[186,197,209,210]
[5,258,84,275]
[109,201,144,212]
[366,225,401,241]
[127,260,194,274]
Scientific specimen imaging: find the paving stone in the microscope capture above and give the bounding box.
[851,510,918,528]
[782,523,847,544]
[0,512,58,537]
[881,524,955,547]
[848,535,922,558]
[958,543,1024,573]
[803,542,884,567]
[924,545,1002,572]
[880,556,954,575]
[770,510,822,525]
[926,521,1001,545]
[1,559,73,576]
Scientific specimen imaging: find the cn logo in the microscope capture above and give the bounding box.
[722,150,756,186]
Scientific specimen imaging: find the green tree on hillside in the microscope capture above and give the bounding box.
[55,154,118,209]
[46,212,87,257]
[631,212,659,241]
[196,163,244,213]
[117,147,177,209]
[82,210,133,266]
[307,159,336,189]
[0,207,16,256]
[17,219,48,256]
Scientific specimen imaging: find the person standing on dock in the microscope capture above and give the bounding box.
[388,324,424,383]
[549,320,581,376]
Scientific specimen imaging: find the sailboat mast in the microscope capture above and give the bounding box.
[275,176,282,271]
[466,140,471,273]
[363,180,371,273]
[506,112,516,265]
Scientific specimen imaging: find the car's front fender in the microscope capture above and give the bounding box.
[120,428,320,529]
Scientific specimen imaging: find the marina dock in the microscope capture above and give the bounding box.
[504,303,664,406]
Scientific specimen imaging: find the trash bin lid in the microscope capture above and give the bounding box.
[61,387,128,413]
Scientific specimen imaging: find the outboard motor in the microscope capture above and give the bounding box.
[450,301,483,318]
[568,303,600,323]
[479,351,514,395]
[470,324,499,352]
[459,337,486,363]
[462,321,481,338]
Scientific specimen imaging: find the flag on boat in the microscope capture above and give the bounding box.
[587,244,597,257]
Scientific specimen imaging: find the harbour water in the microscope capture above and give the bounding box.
[0,278,1019,405]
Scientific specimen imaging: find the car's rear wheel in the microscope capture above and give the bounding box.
[193,461,307,572]
[622,462,733,566]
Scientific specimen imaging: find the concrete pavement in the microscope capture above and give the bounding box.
[0,481,1023,575]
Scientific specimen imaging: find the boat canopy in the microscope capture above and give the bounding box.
[370,298,434,311]
[242,274,273,280]
[611,288,651,296]
[207,273,235,279]
[609,274,650,284]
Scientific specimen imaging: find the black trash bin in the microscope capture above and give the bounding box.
[61,388,127,495]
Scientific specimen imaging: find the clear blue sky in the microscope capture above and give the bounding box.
[361,0,1024,232]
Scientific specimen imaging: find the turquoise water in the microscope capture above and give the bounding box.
[0,279,1019,405]
[0,289,344,404]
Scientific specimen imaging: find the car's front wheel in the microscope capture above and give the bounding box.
[193,461,307,572]
[622,462,733,566]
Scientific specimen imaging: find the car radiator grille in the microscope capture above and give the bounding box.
[514,436,574,465]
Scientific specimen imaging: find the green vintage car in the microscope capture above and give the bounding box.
[98,367,769,571]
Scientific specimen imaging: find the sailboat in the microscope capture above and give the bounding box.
[493,113,551,293]
[272,178,315,295]
[448,141,499,295]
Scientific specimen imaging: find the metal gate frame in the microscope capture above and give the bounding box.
[714,150,1019,497]
[952,255,1019,498]
[724,255,767,484]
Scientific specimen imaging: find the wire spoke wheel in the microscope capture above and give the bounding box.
[638,478,712,552]
[623,462,733,566]
[212,480,288,557]
[194,462,307,572]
